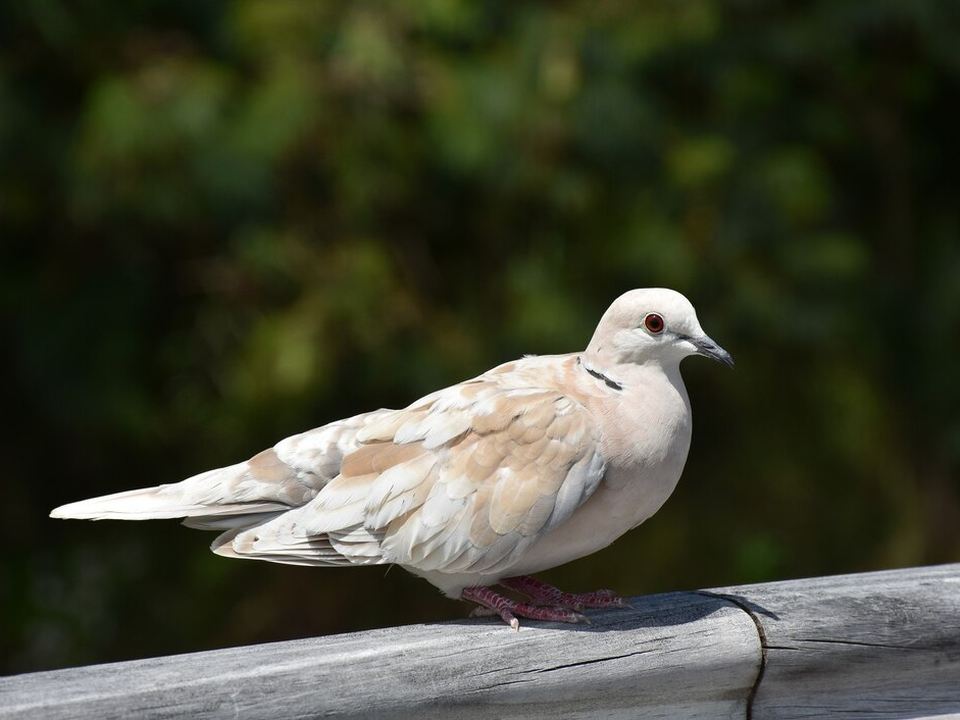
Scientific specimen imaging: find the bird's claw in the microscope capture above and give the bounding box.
[463,584,597,628]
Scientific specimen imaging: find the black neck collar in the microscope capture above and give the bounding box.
[577,356,623,391]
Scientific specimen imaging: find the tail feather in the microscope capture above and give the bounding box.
[182,511,282,532]
[50,445,329,522]
[49,485,287,521]
[209,523,356,567]
[48,417,385,572]
[49,418,377,525]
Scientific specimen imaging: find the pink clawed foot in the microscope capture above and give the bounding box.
[501,575,633,611]
[461,576,632,629]
[461,585,588,630]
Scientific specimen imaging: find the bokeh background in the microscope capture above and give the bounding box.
[3,0,959,674]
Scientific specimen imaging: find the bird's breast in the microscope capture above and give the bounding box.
[502,368,693,576]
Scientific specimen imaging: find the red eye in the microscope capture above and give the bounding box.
[644,313,665,334]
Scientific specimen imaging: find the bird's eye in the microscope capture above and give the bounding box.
[644,313,665,334]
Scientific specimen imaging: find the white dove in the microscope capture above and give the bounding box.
[51,288,732,629]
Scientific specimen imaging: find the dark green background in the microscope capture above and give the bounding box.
[3,1,959,674]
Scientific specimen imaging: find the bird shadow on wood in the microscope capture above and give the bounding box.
[444,590,767,634]
[695,591,781,621]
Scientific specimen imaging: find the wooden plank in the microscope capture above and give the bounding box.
[711,563,960,719]
[9,564,957,719]
[0,592,760,720]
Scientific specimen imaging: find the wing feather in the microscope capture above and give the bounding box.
[229,358,607,576]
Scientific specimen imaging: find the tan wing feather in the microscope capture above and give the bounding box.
[228,362,606,576]
[377,390,604,573]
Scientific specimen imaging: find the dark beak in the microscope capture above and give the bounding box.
[693,335,734,368]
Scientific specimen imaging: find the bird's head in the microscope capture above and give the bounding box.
[585,288,733,370]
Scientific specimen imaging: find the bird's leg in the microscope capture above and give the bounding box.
[500,575,632,611]
[461,585,587,630]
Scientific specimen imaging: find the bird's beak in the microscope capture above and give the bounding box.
[693,335,734,368]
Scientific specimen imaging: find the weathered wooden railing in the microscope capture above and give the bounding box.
[2,564,959,719]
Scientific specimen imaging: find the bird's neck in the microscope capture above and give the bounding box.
[576,356,623,391]
[581,344,680,391]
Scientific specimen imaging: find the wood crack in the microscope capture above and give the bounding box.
[474,677,538,693]
[795,637,926,651]
[695,591,768,720]
[522,649,654,675]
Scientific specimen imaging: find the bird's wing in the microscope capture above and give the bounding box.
[226,364,607,576]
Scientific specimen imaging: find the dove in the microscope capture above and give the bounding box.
[51,288,732,629]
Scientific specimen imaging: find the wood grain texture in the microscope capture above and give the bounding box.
[712,563,960,719]
[5,564,959,719]
[0,592,759,720]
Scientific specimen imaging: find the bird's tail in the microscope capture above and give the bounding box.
[49,415,380,526]
[50,451,304,523]
[49,482,284,521]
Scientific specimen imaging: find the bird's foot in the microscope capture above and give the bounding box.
[500,575,633,611]
[461,585,588,630]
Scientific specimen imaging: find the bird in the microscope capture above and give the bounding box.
[51,288,732,630]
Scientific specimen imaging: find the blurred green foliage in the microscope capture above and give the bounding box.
[2,0,959,673]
